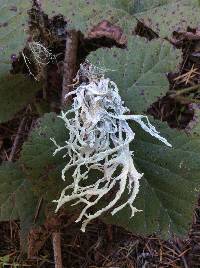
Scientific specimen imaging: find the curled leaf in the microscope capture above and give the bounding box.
[87,20,127,46]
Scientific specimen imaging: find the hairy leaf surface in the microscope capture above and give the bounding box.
[0,162,45,250]
[40,0,200,39]
[0,1,41,123]
[40,0,136,34]
[133,0,173,13]
[104,119,200,237]
[0,162,38,224]
[20,113,68,201]
[136,0,200,38]
[0,0,31,76]
[88,36,182,113]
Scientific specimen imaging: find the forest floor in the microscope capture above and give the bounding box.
[0,208,200,268]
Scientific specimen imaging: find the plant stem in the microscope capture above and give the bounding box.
[170,84,200,97]
[8,117,26,161]
[173,95,200,104]
[52,232,63,268]
[61,30,79,106]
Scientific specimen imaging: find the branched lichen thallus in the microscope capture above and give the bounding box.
[51,63,172,232]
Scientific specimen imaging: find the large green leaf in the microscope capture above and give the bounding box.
[0,0,32,76]
[19,112,200,237]
[20,113,68,201]
[104,119,200,237]
[0,1,41,123]
[0,161,45,250]
[98,0,134,13]
[40,0,200,39]
[0,162,38,223]
[40,0,137,35]
[0,162,23,221]
[135,0,200,38]
[133,0,173,13]
[0,74,40,123]
[88,36,182,113]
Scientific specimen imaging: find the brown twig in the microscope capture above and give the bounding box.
[167,244,189,268]
[169,84,200,104]
[172,95,200,104]
[52,232,63,268]
[33,197,43,224]
[8,117,26,162]
[174,64,200,85]
[170,84,200,97]
[61,30,79,106]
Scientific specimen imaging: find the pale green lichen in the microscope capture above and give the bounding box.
[51,63,171,232]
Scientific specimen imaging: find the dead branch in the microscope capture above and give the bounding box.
[8,117,26,162]
[61,30,79,106]
[52,232,63,268]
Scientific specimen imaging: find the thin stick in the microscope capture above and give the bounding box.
[8,117,26,161]
[61,30,79,106]
[33,197,43,224]
[170,84,200,97]
[173,95,200,104]
[52,232,63,268]
[168,244,189,268]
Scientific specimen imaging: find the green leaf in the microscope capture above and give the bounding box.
[0,255,10,265]
[0,0,32,76]
[20,112,200,237]
[0,74,40,123]
[0,1,40,123]
[0,161,45,250]
[20,113,68,201]
[0,162,38,223]
[136,0,200,38]
[40,0,136,35]
[133,0,173,13]
[88,36,182,113]
[103,119,200,237]
[40,0,200,40]
[97,0,134,13]
[0,162,22,220]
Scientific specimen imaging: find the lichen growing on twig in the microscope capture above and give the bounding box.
[51,63,171,232]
